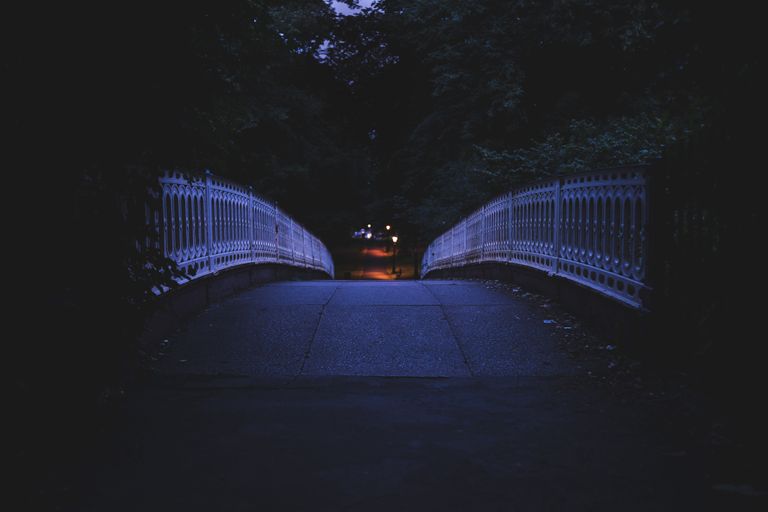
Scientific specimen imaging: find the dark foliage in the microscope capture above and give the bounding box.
[328,1,756,242]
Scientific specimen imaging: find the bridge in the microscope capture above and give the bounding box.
[71,169,751,510]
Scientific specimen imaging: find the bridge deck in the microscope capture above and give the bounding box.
[74,281,746,510]
[158,280,573,378]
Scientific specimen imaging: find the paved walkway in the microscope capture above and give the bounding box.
[74,281,759,511]
[158,280,572,378]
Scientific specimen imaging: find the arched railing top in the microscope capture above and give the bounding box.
[149,171,334,286]
[421,166,649,308]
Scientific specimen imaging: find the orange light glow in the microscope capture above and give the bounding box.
[364,247,390,257]
[362,271,396,280]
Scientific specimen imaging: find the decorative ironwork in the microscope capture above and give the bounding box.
[155,171,334,286]
[421,167,648,308]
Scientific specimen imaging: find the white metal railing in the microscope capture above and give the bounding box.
[421,166,648,308]
[149,171,334,286]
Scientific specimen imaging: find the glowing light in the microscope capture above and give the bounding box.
[385,225,391,230]
[391,235,398,244]
[367,224,372,228]
[365,232,372,239]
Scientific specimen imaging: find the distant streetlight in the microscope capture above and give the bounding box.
[367,224,372,228]
[385,225,391,231]
[391,235,398,274]
[365,232,372,240]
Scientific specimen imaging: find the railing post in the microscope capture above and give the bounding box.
[507,192,513,261]
[481,205,486,261]
[308,235,314,269]
[204,170,216,273]
[274,202,280,262]
[160,179,170,259]
[248,187,255,263]
[464,219,468,260]
[551,177,562,275]
[290,219,296,264]
[301,227,307,267]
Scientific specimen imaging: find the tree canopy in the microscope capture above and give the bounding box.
[326,0,755,239]
[14,0,757,240]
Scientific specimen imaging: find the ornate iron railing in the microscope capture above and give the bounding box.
[421,166,649,308]
[148,171,334,285]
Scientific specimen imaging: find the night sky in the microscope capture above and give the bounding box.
[331,0,376,16]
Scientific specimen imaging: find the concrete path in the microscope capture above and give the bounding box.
[73,281,760,511]
[157,281,572,379]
